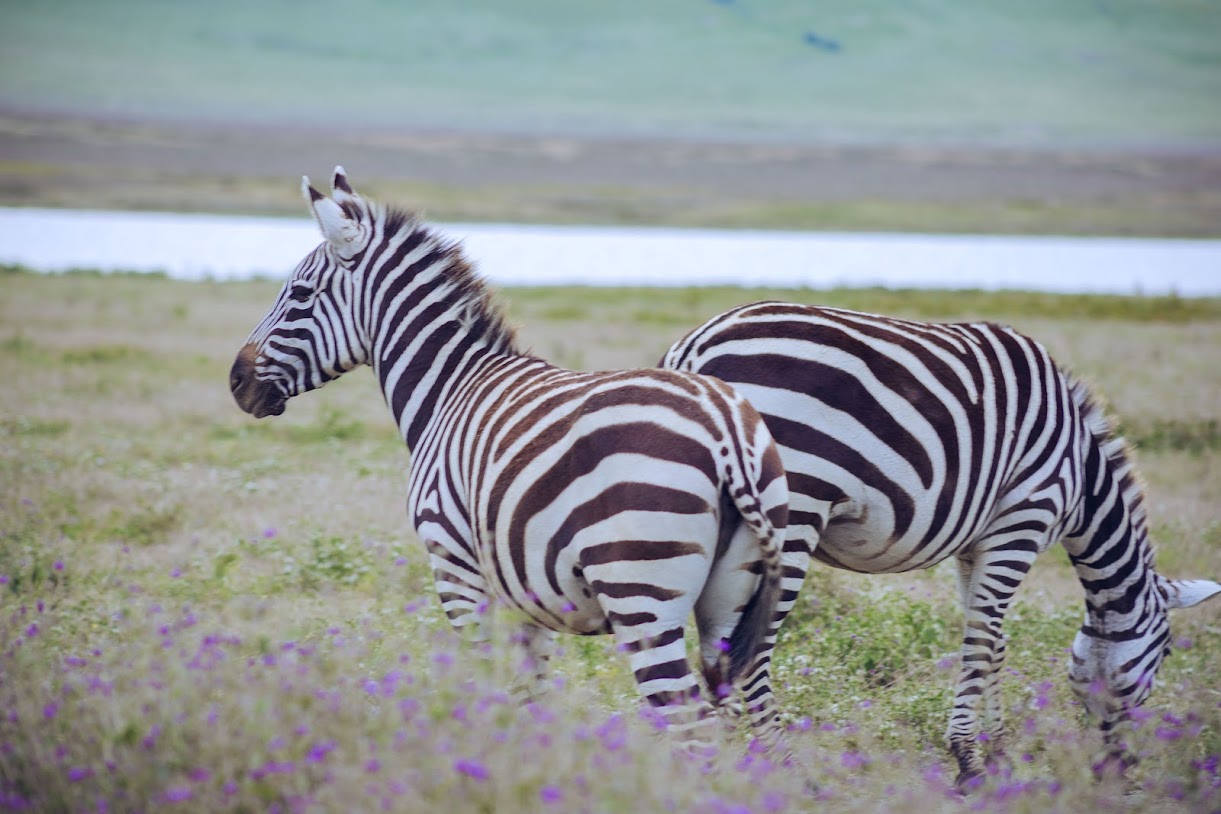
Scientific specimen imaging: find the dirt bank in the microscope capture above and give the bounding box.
[3,110,1220,235]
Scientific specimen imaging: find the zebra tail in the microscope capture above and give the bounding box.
[724,440,788,684]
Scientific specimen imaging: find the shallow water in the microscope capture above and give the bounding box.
[1,207,1218,295]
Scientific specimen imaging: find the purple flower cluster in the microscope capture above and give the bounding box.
[3,541,1219,814]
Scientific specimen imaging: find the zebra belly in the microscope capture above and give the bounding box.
[816,520,957,574]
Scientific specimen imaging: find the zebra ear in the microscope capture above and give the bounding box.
[330,165,357,204]
[1163,577,1221,610]
[302,175,361,248]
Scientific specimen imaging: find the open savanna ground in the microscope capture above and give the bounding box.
[2,268,1220,812]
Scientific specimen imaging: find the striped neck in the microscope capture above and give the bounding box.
[361,212,521,450]
[1065,398,1160,624]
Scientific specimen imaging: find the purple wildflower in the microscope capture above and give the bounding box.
[840,751,869,770]
[53,560,64,572]
[596,714,628,752]
[263,527,277,539]
[43,702,58,720]
[365,759,381,774]
[540,785,563,804]
[68,766,94,782]
[306,741,336,763]
[761,791,787,813]
[163,787,192,803]
[454,758,489,782]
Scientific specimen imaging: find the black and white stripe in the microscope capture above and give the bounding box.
[230,169,798,751]
[662,301,1219,782]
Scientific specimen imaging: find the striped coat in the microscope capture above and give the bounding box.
[662,300,1219,783]
[230,169,799,751]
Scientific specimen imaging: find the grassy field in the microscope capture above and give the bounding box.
[2,1,1219,146]
[2,267,1219,811]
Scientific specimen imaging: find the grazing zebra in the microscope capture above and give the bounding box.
[229,169,798,751]
[661,301,1219,784]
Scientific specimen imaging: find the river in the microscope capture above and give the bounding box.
[1,207,1218,295]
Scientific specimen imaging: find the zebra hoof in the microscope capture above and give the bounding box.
[954,769,986,793]
[1091,749,1138,781]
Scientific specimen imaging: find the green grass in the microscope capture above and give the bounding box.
[1,272,1219,811]
[1,1,1219,146]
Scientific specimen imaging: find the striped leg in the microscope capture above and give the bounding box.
[594,578,717,751]
[695,529,811,754]
[514,622,557,698]
[425,537,490,633]
[620,624,717,751]
[739,542,811,753]
[948,537,1039,787]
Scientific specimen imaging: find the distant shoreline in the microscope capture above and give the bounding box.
[2,110,1220,237]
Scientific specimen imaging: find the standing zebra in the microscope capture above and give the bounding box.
[229,169,798,751]
[661,301,1219,784]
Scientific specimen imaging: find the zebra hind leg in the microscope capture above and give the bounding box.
[614,618,719,754]
[947,539,1039,790]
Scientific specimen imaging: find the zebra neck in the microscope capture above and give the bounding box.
[1064,431,1157,622]
[364,251,520,452]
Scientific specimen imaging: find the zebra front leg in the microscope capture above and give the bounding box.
[425,538,492,639]
[511,622,557,700]
[948,540,1037,789]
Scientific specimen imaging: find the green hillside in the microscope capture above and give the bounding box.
[1,0,1219,146]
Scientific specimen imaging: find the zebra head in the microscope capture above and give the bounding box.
[231,167,374,418]
[1068,574,1220,742]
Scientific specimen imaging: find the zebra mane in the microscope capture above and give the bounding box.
[1068,375,1151,549]
[366,198,521,356]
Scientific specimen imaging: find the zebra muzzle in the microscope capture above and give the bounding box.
[230,345,287,419]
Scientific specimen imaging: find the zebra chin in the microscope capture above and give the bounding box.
[231,381,287,419]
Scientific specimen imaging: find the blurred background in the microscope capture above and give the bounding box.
[2,0,1220,237]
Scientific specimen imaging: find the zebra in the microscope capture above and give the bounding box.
[228,168,800,752]
[661,300,1220,785]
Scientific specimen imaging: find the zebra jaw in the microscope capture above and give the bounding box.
[230,343,286,419]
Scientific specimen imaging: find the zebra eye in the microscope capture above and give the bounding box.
[289,284,313,303]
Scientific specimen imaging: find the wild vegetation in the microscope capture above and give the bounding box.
[2,269,1219,812]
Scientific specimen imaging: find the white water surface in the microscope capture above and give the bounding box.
[1,207,1218,295]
